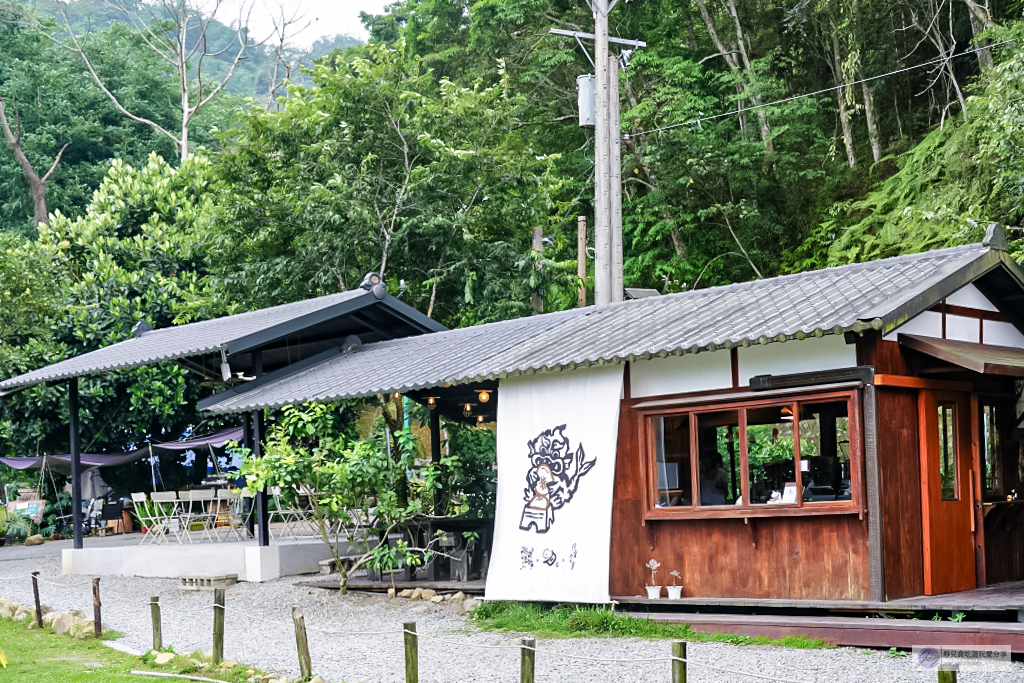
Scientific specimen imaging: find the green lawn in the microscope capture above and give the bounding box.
[471,602,829,649]
[0,618,260,682]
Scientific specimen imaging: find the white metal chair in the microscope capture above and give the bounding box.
[215,488,245,541]
[150,491,184,543]
[180,489,216,543]
[131,493,162,545]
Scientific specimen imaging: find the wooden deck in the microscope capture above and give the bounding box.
[613,579,1024,615]
[627,611,1024,651]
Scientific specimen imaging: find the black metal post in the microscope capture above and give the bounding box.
[253,409,269,547]
[243,416,255,539]
[69,378,83,550]
[430,409,442,516]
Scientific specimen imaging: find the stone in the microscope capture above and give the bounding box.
[24,534,44,546]
[71,619,96,639]
[420,588,437,600]
[154,652,175,665]
[0,601,19,618]
[26,620,38,630]
[70,609,86,619]
[40,605,53,616]
[221,660,239,669]
[450,591,465,603]
[430,596,444,604]
[398,589,414,598]
[310,677,327,683]
[13,609,30,622]
[42,612,59,627]
[52,613,75,635]
[460,598,481,614]
[409,588,423,601]
[387,587,396,599]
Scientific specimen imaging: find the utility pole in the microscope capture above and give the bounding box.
[532,226,543,314]
[550,18,643,308]
[577,215,587,307]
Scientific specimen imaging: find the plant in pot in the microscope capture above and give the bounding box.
[0,508,33,545]
[645,558,662,599]
[666,570,683,599]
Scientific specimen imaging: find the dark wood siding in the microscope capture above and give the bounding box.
[609,401,871,600]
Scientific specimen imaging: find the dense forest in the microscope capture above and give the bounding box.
[0,0,1023,462]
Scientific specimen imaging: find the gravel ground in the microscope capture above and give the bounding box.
[0,554,1021,683]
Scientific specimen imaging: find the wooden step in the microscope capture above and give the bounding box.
[626,611,1024,652]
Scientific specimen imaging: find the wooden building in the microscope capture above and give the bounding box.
[197,225,1024,606]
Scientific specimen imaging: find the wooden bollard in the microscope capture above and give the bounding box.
[403,621,418,683]
[938,666,958,683]
[672,641,687,683]
[30,572,43,629]
[150,597,162,650]
[292,605,312,681]
[520,637,535,683]
[92,578,102,638]
[212,588,226,665]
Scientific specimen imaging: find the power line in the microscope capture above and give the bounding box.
[625,39,1015,139]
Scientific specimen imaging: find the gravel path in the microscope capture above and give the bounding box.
[0,555,1020,683]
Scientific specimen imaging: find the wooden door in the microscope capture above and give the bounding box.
[918,390,976,595]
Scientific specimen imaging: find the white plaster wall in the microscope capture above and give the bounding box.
[946,315,981,343]
[737,335,857,385]
[946,283,999,311]
[883,310,943,342]
[984,321,1024,349]
[630,350,733,398]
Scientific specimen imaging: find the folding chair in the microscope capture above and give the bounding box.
[100,499,125,534]
[180,489,216,543]
[215,488,245,541]
[150,491,184,543]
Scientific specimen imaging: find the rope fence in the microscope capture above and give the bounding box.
[6,572,962,683]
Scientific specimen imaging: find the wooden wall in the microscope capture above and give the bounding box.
[609,400,872,600]
[986,518,1024,584]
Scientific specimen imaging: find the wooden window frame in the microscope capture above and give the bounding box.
[638,388,864,520]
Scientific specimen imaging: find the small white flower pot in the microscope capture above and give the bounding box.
[666,585,683,600]
[645,585,662,599]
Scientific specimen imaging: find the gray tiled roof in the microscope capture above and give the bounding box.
[0,290,373,391]
[202,243,1005,415]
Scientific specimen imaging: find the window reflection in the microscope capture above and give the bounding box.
[799,402,851,502]
[938,403,958,501]
[746,404,797,505]
[654,415,691,507]
[982,404,1002,495]
[697,411,740,506]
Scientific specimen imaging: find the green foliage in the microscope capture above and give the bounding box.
[0,506,32,538]
[435,422,497,517]
[472,602,828,648]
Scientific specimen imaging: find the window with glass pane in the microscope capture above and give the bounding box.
[938,403,958,501]
[696,411,740,506]
[798,402,851,502]
[653,415,692,507]
[746,404,797,505]
[982,404,1002,495]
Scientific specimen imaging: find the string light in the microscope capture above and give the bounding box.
[477,390,491,404]
[477,415,485,424]
[427,397,437,409]
[392,392,401,401]
[463,403,472,417]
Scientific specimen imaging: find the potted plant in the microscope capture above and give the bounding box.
[0,508,33,545]
[666,570,683,599]
[645,558,662,599]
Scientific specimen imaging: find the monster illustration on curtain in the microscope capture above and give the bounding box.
[519,425,596,533]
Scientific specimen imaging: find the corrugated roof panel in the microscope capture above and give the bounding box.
[0,290,373,391]
[202,243,998,415]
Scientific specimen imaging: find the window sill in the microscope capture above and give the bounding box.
[644,504,862,521]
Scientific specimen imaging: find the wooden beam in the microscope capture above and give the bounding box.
[874,374,972,392]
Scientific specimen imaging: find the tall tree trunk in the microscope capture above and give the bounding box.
[830,32,856,167]
[0,99,67,226]
[861,80,881,163]
[726,0,772,149]
[962,0,995,69]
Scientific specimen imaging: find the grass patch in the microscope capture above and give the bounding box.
[0,618,260,682]
[471,602,828,649]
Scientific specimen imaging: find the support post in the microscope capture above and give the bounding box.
[252,410,270,547]
[938,666,958,683]
[430,408,443,516]
[403,622,418,683]
[593,0,611,306]
[150,597,162,651]
[532,226,543,314]
[672,641,687,683]
[609,52,623,303]
[520,637,535,683]
[292,605,312,681]
[577,215,587,307]
[92,578,102,638]
[243,417,255,539]
[69,378,83,550]
[212,588,225,665]
[31,572,42,628]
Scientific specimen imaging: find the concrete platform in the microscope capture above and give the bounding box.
[62,538,335,582]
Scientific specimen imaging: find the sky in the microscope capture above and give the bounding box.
[231,0,391,46]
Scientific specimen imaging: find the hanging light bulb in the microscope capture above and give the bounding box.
[392,391,401,402]
[463,403,472,417]
[780,406,794,422]
[427,396,437,410]
[477,414,485,424]
[476,390,491,404]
